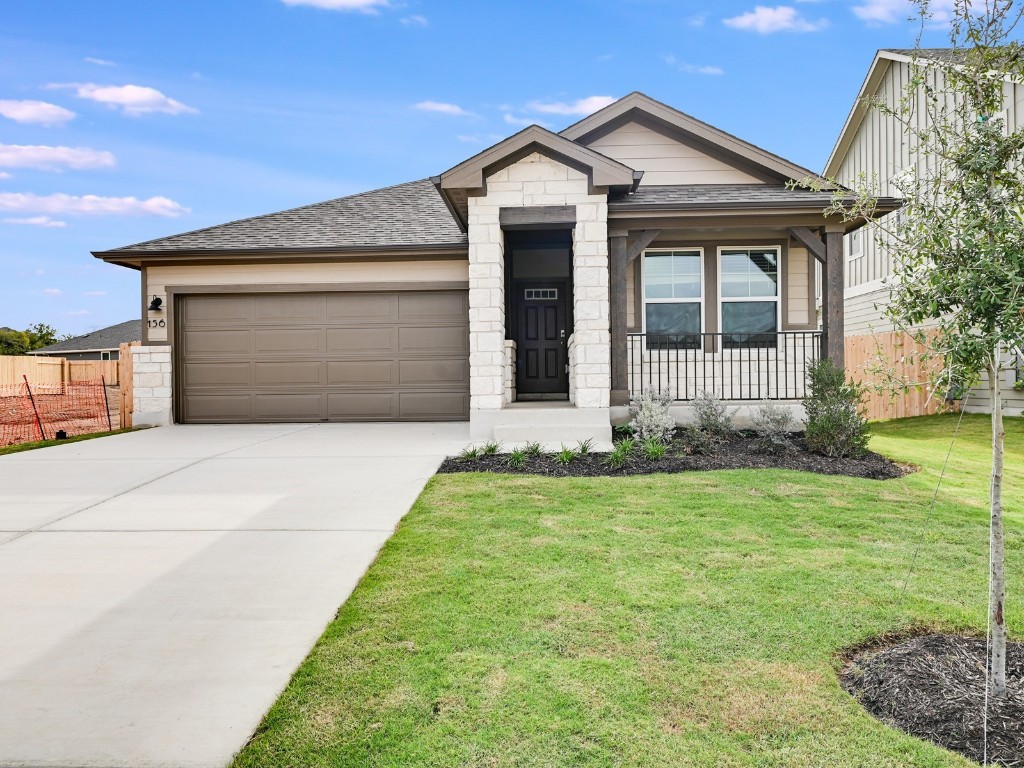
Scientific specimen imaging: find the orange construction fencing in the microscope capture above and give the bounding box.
[0,376,113,447]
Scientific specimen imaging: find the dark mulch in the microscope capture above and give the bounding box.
[841,634,1024,767]
[438,431,911,480]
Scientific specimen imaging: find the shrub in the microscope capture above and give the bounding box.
[802,359,869,458]
[750,400,795,455]
[523,441,544,458]
[606,438,635,469]
[576,438,595,455]
[459,445,481,461]
[554,445,576,465]
[693,390,734,436]
[681,426,723,456]
[481,441,502,456]
[628,389,675,443]
[641,437,667,461]
[507,448,526,468]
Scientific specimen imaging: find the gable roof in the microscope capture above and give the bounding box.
[433,124,639,227]
[94,179,466,262]
[561,91,822,184]
[32,319,141,355]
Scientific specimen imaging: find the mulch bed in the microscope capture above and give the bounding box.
[841,634,1024,767]
[438,431,911,480]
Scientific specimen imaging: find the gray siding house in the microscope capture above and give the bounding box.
[95,92,894,446]
[31,319,141,361]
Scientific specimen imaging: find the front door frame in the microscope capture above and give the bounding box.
[511,278,572,398]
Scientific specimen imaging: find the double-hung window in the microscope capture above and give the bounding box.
[719,247,780,347]
[643,249,703,349]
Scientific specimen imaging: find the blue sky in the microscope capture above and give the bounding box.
[2,0,958,335]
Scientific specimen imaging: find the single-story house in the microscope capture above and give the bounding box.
[94,92,898,446]
[30,319,141,361]
[826,48,1024,417]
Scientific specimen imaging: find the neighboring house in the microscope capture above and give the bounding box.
[30,319,142,361]
[826,48,1024,416]
[94,92,896,446]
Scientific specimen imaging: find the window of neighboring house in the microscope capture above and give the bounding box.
[642,249,703,349]
[100,351,111,360]
[719,247,780,347]
[847,229,863,261]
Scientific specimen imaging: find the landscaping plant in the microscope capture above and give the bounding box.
[554,445,576,466]
[605,437,635,469]
[627,389,675,443]
[750,399,795,455]
[802,359,869,459]
[507,448,526,469]
[692,390,734,437]
[641,437,667,461]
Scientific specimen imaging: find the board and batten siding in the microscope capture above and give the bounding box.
[585,121,765,186]
[143,259,469,344]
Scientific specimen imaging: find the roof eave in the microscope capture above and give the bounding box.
[93,241,469,264]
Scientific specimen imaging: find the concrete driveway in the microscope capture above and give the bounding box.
[0,423,467,768]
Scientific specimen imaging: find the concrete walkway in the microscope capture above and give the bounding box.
[0,423,467,768]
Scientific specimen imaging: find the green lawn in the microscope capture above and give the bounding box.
[235,415,1023,768]
[0,428,133,456]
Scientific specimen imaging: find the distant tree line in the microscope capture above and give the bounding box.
[0,323,72,355]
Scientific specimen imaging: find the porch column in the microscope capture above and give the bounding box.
[824,225,845,368]
[608,229,629,406]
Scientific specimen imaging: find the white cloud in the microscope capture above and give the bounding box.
[401,14,428,25]
[281,0,389,11]
[852,0,953,23]
[0,192,188,217]
[526,96,617,116]
[82,290,107,296]
[0,143,116,172]
[414,100,471,116]
[0,172,10,179]
[504,113,542,128]
[663,54,724,76]
[52,83,197,116]
[42,288,62,295]
[687,13,707,27]
[0,99,76,126]
[84,57,116,66]
[4,216,67,228]
[723,5,828,33]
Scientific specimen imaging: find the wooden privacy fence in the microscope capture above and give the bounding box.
[119,342,136,429]
[845,332,947,421]
[0,355,119,386]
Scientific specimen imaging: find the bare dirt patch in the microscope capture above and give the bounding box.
[841,633,1024,767]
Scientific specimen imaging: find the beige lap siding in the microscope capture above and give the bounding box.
[143,259,469,344]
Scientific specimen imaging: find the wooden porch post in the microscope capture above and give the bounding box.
[824,225,845,368]
[609,230,629,406]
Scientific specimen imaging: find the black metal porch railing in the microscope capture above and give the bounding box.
[627,331,822,401]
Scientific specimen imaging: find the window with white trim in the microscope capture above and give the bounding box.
[642,249,703,349]
[719,247,780,347]
[847,229,863,261]
[101,351,111,361]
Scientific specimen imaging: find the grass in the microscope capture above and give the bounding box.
[235,414,1023,768]
[0,428,133,456]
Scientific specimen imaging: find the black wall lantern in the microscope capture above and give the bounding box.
[148,296,163,312]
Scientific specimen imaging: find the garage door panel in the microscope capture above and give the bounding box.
[326,361,396,386]
[183,329,251,355]
[184,394,253,422]
[254,328,322,355]
[254,394,324,420]
[179,290,468,423]
[399,326,468,355]
[253,294,324,323]
[326,327,396,355]
[326,294,397,322]
[326,393,397,420]
[400,392,469,420]
[183,362,252,388]
[399,359,468,386]
[254,361,323,387]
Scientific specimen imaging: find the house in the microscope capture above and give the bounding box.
[825,49,1024,416]
[94,92,897,446]
[30,319,141,361]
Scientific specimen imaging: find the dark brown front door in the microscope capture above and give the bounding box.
[516,284,568,395]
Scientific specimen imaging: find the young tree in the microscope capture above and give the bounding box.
[24,322,68,350]
[819,0,1024,697]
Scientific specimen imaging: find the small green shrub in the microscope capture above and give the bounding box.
[481,441,502,456]
[693,390,735,436]
[523,441,544,458]
[606,438,635,469]
[459,445,481,461]
[576,438,595,455]
[802,359,869,458]
[641,437,667,460]
[507,448,527,468]
[613,422,635,437]
[681,426,723,456]
[628,389,675,443]
[750,400,795,455]
[554,445,576,465]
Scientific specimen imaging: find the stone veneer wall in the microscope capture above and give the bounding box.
[466,152,610,413]
[132,345,172,426]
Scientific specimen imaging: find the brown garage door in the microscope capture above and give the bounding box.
[177,291,469,423]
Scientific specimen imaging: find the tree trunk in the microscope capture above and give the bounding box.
[988,354,1007,698]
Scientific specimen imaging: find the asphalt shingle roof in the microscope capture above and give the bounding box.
[35,319,141,353]
[609,184,845,209]
[104,179,467,254]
